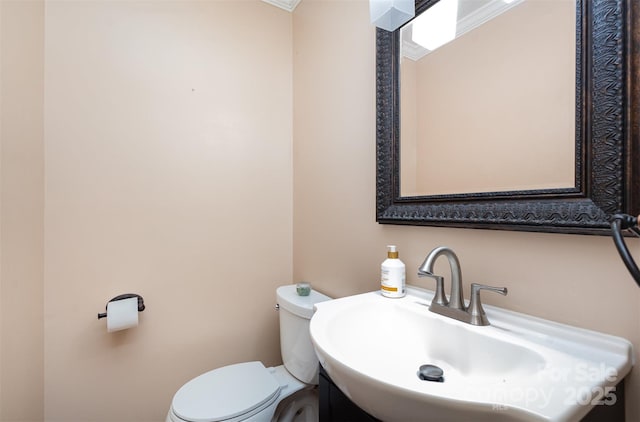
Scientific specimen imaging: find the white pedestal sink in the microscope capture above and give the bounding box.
[310,286,634,422]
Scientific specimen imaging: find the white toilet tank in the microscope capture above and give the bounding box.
[276,285,331,385]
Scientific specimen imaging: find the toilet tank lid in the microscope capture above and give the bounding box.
[171,361,280,422]
[276,285,332,319]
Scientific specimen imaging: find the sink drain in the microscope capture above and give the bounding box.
[418,364,444,382]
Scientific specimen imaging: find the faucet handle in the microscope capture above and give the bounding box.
[468,283,508,326]
[418,272,448,306]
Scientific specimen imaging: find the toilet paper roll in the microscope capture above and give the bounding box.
[106,297,139,332]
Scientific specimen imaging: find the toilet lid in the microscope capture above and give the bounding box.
[172,361,281,422]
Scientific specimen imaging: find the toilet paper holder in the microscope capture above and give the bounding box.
[97,294,146,319]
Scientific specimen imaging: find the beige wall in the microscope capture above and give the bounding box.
[293,0,640,420]
[42,1,292,420]
[3,0,293,421]
[0,1,45,421]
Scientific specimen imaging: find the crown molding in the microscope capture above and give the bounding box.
[402,0,525,60]
[402,39,428,61]
[261,0,302,12]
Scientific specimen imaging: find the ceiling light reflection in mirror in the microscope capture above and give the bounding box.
[412,0,458,51]
[399,0,576,197]
[404,0,525,59]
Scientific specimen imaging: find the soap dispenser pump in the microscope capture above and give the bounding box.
[381,245,406,298]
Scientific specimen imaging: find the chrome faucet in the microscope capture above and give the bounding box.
[418,246,507,326]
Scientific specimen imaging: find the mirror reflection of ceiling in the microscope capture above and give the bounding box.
[402,0,524,60]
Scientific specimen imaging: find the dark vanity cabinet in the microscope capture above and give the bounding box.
[319,366,379,422]
[319,366,625,422]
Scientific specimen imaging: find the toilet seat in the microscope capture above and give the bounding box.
[171,361,281,422]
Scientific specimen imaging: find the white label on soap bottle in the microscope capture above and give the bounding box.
[381,266,405,297]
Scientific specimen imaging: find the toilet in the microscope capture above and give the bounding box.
[166,285,331,422]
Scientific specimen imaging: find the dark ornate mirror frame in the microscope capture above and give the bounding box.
[376,0,640,235]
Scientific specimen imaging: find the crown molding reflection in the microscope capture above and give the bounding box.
[402,0,525,60]
[261,0,302,12]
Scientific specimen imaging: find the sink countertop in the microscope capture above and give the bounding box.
[310,286,634,422]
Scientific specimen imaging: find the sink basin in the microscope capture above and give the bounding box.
[310,287,634,422]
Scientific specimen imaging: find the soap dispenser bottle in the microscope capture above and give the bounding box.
[381,245,406,298]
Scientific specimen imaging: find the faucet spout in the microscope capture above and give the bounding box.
[418,246,507,326]
[418,246,465,310]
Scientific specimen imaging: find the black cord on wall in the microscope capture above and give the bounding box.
[610,214,640,288]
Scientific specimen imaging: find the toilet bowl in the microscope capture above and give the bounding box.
[166,285,331,422]
[272,386,318,422]
[166,363,315,422]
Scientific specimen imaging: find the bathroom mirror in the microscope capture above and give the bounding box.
[400,0,576,197]
[376,0,640,235]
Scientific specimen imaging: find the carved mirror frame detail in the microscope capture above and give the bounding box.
[376,0,639,235]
